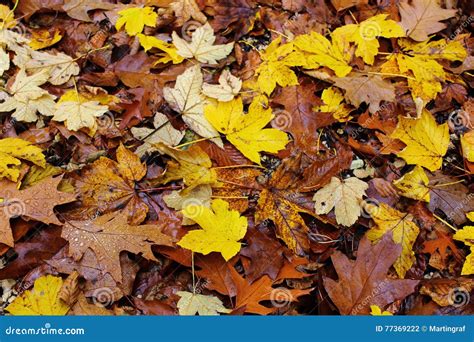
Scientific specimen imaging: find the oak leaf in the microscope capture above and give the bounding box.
[61,211,173,283]
[367,203,420,278]
[177,291,231,315]
[399,0,457,41]
[323,233,419,315]
[163,65,222,146]
[6,275,69,315]
[0,137,46,181]
[172,23,234,64]
[178,199,248,261]
[0,176,76,247]
[313,177,368,227]
[391,110,449,171]
[204,96,289,164]
[75,144,149,225]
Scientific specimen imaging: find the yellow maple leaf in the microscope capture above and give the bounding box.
[6,275,69,315]
[115,7,157,36]
[381,39,467,101]
[0,137,46,181]
[467,212,474,222]
[155,143,218,193]
[178,199,247,260]
[0,5,16,30]
[461,130,474,162]
[29,28,62,50]
[370,305,393,316]
[393,165,430,202]
[314,87,352,122]
[137,34,184,64]
[367,203,420,278]
[51,91,109,131]
[391,110,449,171]
[453,226,474,275]
[293,31,352,77]
[255,36,302,95]
[172,23,233,64]
[204,96,289,164]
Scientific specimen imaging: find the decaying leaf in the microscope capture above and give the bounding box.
[0,137,46,181]
[177,291,231,315]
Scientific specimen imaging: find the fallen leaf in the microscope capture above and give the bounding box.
[313,177,368,227]
[163,65,223,146]
[137,34,184,64]
[115,6,158,36]
[6,275,70,315]
[62,211,173,283]
[202,70,242,101]
[204,96,289,164]
[333,75,396,114]
[178,199,247,261]
[399,0,457,41]
[0,137,46,182]
[0,176,76,247]
[453,226,474,275]
[391,110,449,171]
[62,0,115,22]
[170,0,207,26]
[461,130,474,162]
[176,291,231,315]
[172,23,234,64]
[323,233,419,315]
[393,165,430,201]
[25,50,80,85]
[29,28,62,50]
[367,203,420,278]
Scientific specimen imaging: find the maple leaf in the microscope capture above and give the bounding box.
[75,144,149,225]
[62,0,115,22]
[131,112,185,157]
[170,0,207,26]
[0,5,16,30]
[393,165,430,201]
[25,50,80,85]
[6,275,69,315]
[313,177,368,227]
[332,14,405,64]
[172,23,234,64]
[115,7,157,36]
[398,0,457,42]
[29,28,62,50]
[314,87,352,122]
[293,31,352,77]
[230,266,311,315]
[62,211,173,283]
[324,233,419,315]
[51,91,109,131]
[163,65,223,146]
[178,199,248,261]
[461,130,474,162]
[367,203,420,278]
[156,143,218,192]
[255,37,304,95]
[163,184,212,225]
[382,39,467,101]
[333,75,396,114]
[0,137,46,181]
[204,96,289,164]
[0,69,56,122]
[176,291,231,315]
[391,110,449,171]
[137,34,184,64]
[453,226,474,275]
[0,176,76,247]
[202,70,242,102]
